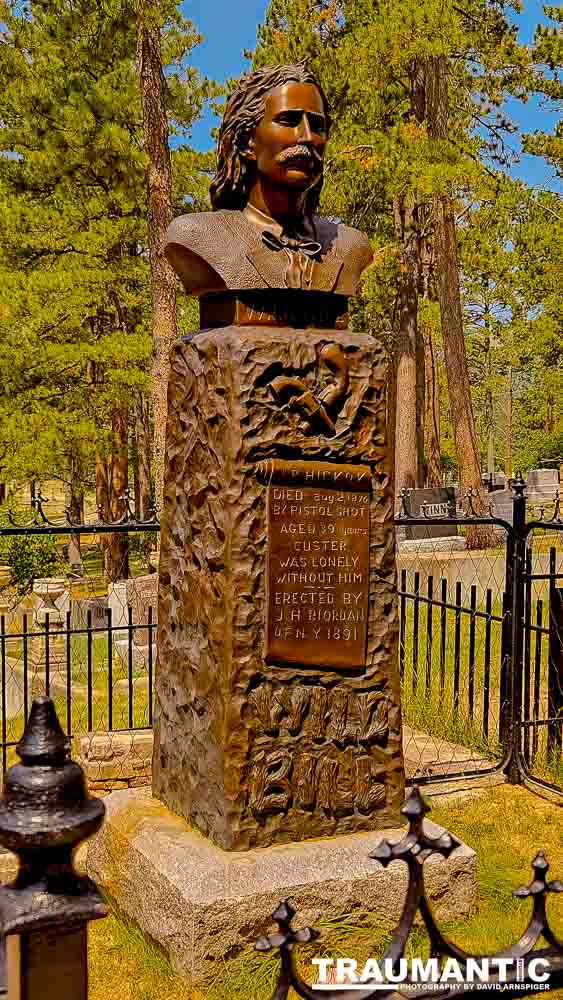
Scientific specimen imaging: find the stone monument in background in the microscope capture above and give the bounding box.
[152,62,404,849]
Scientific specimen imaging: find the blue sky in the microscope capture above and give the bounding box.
[182,0,560,191]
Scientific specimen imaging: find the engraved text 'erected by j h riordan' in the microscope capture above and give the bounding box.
[259,460,371,670]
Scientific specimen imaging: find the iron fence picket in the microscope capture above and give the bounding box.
[483,589,492,740]
[425,575,433,695]
[23,613,29,722]
[66,608,72,738]
[523,549,533,763]
[468,585,476,721]
[107,607,113,733]
[453,581,462,713]
[399,568,406,681]
[148,605,154,727]
[440,578,447,700]
[412,572,420,693]
[499,590,511,746]
[533,599,543,758]
[128,605,134,730]
[87,609,93,732]
[547,573,562,757]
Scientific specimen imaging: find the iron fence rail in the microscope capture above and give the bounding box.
[398,573,505,744]
[0,478,561,798]
[0,612,155,772]
[396,477,562,799]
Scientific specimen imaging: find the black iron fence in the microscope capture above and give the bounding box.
[257,785,563,999]
[0,493,158,777]
[0,480,561,799]
[396,476,562,798]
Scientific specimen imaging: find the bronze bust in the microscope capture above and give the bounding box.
[165,63,373,307]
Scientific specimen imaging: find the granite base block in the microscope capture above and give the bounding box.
[86,788,477,983]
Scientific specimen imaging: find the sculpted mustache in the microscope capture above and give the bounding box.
[277,145,322,165]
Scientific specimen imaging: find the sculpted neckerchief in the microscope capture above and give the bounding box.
[242,204,322,290]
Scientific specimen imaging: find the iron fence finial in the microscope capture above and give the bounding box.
[0,697,107,997]
[257,787,563,998]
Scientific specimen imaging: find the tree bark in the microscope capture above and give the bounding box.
[104,405,130,582]
[486,386,495,481]
[386,346,398,501]
[423,326,441,487]
[393,194,419,493]
[95,449,110,522]
[67,453,84,577]
[138,1,177,514]
[411,59,427,490]
[416,324,426,486]
[427,55,494,548]
[133,391,152,519]
[505,362,513,480]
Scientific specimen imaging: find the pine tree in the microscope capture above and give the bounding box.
[252,0,554,545]
[136,0,213,510]
[0,0,212,565]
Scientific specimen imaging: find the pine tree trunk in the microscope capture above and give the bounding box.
[411,60,427,490]
[486,388,495,481]
[95,449,110,522]
[138,1,176,514]
[424,327,441,487]
[393,194,418,493]
[427,55,494,548]
[505,364,513,480]
[105,406,130,582]
[67,453,84,577]
[133,391,152,519]
[386,347,398,501]
[416,325,426,487]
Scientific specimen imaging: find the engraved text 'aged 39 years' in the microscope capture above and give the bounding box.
[263,461,371,670]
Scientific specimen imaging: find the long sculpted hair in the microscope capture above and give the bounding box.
[209,63,331,214]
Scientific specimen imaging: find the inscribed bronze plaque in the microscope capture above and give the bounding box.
[264,461,371,670]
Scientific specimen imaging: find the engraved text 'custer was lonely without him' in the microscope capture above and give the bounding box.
[262,460,371,670]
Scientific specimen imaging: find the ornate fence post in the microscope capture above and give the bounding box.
[547,582,563,757]
[502,473,527,782]
[0,697,107,999]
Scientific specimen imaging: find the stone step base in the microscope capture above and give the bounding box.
[87,787,476,984]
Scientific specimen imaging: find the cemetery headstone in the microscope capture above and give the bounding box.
[526,468,560,498]
[401,487,459,541]
[109,574,157,671]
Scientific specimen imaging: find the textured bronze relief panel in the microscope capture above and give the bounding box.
[153,326,404,850]
[263,460,371,669]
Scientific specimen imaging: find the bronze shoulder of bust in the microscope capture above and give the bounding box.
[165,210,373,299]
[166,64,373,311]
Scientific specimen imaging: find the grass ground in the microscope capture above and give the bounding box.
[88,785,563,1000]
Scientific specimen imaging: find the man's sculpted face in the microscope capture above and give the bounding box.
[245,82,327,197]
